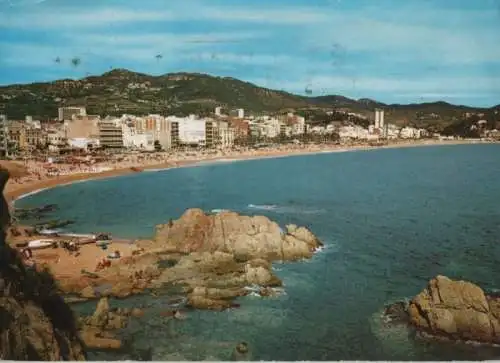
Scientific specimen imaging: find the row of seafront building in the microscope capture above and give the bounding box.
[1,106,481,157]
[0,106,309,154]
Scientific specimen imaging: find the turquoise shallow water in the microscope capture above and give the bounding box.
[16,144,500,360]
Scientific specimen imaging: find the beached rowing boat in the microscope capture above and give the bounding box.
[38,228,60,236]
[61,233,96,239]
[28,239,55,250]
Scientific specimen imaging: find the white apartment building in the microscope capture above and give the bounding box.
[175,115,206,145]
[400,127,419,139]
[309,126,326,135]
[374,108,385,129]
[291,115,306,135]
[128,133,155,151]
[47,129,66,146]
[216,121,235,148]
[68,137,100,150]
[338,125,370,139]
[386,124,400,139]
[122,121,154,151]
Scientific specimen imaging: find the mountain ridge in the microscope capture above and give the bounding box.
[0,69,496,130]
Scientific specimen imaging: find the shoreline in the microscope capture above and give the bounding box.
[6,138,495,205]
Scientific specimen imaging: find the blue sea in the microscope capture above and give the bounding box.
[16,144,500,360]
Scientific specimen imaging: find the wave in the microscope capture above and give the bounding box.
[143,168,166,173]
[210,208,229,214]
[248,203,279,211]
[15,187,49,202]
[247,203,325,215]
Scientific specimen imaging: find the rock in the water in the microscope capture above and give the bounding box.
[80,327,122,350]
[230,342,251,361]
[89,297,110,328]
[383,301,409,324]
[80,285,97,299]
[186,295,232,311]
[408,275,500,344]
[153,208,321,261]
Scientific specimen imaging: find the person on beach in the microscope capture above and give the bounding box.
[22,247,33,260]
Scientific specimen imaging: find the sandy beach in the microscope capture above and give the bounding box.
[4,138,492,204]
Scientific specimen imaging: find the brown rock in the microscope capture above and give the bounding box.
[187,295,232,311]
[408,275,500,344]
[80,285,96,299]
[89,297,110,328]
[109,281,134,298]
[152,209,321,262]
[131,308,144,318]
[191,286,247,300]
[488,297,500,320]
[105,314,128,330]
[80,327,122,350]
[433,275,489,313]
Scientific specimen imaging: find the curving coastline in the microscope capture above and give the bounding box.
[4,139,500,359]
[6,138,493,205]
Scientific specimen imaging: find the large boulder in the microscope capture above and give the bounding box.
[408,275,500,344]
[0,164,86,360]
[154,209,322,261]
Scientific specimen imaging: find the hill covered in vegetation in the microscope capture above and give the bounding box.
[0,69,497,131]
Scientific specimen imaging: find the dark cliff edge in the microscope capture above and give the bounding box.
[0,165,87,360]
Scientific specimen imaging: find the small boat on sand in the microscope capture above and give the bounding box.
[28,239,55,250]
[61,233,96,239]
[38,229,60,236]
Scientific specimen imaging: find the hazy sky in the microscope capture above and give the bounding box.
[0,0,499,107]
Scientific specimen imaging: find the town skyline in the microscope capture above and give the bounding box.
[0,0,499,107]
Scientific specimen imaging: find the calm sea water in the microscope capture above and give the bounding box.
[16,144,500,360]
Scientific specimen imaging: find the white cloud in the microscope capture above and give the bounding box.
[299,6,500,65]
[77,31,263,47]
[0,2,330,29]
[250,75,500,95]
[186,52,293,66]
[197,5,329,24]
[0,7,174,28]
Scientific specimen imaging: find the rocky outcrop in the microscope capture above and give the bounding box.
[78,297,144,350]
[152,251,283,310]
[152,208,322,261]
[136,210,323,310]
[0,164,87,360]
[405,275,500,344]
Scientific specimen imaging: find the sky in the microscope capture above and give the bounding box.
[0,0,499,107]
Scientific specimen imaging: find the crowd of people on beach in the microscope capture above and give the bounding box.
[4,139,470,195]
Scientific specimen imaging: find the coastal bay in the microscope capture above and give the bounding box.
[13,142,500,360]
